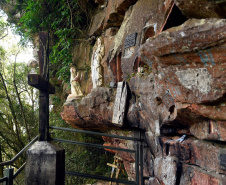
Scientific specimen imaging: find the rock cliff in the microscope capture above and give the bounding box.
[61,0,226,184]
[2,0,223,184]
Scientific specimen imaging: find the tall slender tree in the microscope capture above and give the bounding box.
[0,12,38,175]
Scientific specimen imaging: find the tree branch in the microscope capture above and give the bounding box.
[67,0,74,29]
[0,33,8,40]
[0,72,22,142]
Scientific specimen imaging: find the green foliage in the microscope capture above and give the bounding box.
[0,13,39,181]
[0,46,6,59]
[143,64,152,74]
[13,0,89,83]
[0,62,39,164]
[127,65,153,81]
[0,12,9,40]
[126,72,136,82]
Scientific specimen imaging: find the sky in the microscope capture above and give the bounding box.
[0,9,34,64]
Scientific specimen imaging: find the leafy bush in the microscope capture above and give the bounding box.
[10,0,89,83]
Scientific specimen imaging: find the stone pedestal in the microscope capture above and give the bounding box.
[25,141,65,185]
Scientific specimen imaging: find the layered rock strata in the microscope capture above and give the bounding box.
[61,0,226,184]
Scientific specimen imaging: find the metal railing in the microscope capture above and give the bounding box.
[49,126,144,185]
[0,135,38,184]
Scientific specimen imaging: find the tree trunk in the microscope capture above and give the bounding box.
[13,62,31,141]
[0,141,3,177]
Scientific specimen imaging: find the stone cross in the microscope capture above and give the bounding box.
[28,31,55,141]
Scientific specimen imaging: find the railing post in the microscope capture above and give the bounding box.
[135,142,140,185]
[3,167,13,185]
[140,143,144,185]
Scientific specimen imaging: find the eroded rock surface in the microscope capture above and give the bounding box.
[61,0,226,184]
[61,87,117,130]
[174,0,226,18]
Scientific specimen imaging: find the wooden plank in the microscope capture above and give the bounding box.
[114,155,122,161]
[107,163,118,168]
[28,74,55,94]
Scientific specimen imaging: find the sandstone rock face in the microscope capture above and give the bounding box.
[154,156,178,185]
[107,0,175,80]
[180,164,226,185]
[161,137,226,174]
[140,19,226,58]
[89,0,138,36]
[61,87,117,130]
[61,0,226,184]
[174,0,226,18]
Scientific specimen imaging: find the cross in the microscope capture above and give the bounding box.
[28,31,55,141]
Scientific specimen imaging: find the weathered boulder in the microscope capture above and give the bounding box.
[89,10,106,36]
[161,136,226,174]
[154,156,179,185]
[60,0,226,183]
[89,0,138,36]
[140,19,226,59]
[174,0,226,18]
[61,87,117,130]
[107,0,175,80]
[180,164,226,185]
[190,120,226,141]
[103,0,138,30]
[138,18,226,143]
[190,104,226,121]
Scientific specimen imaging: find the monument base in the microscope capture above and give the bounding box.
[26,141,65,185]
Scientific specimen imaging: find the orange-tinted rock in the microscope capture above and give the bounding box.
[129,74,159,131]
[190,120,226,141]
[103,0,137,30]
[61,87,117,130]
[89,10,105,36]
[113,0,174,79]
[139,19,226,105]
[140,19,226,58]
[174,0,226,18]
[161,137,226,174]
[61,0,226,183]
[89,0,137,36]
[180,164,226,185]
[190,104,226,120]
